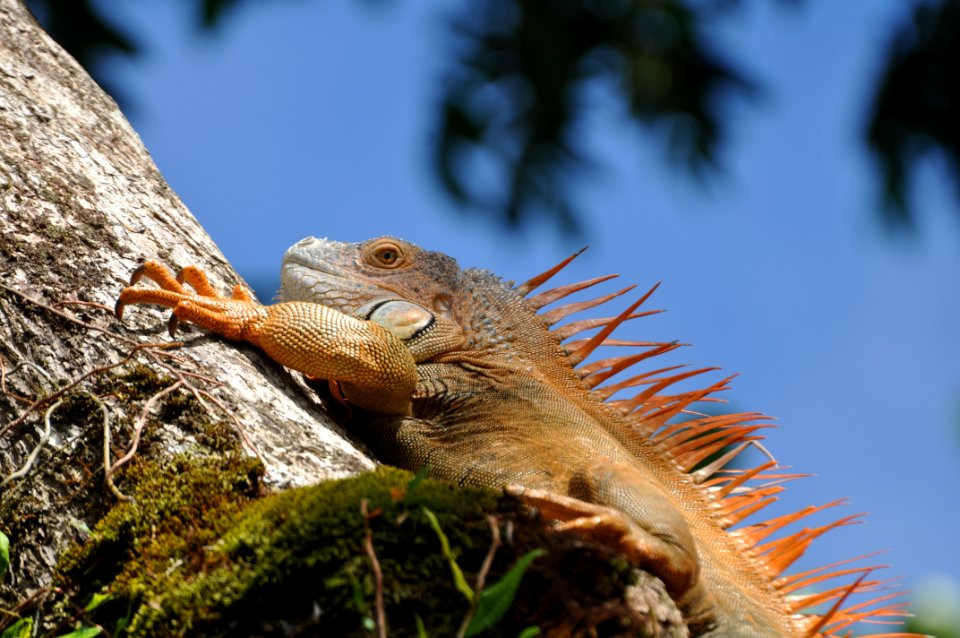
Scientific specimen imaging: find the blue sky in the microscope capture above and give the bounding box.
[104,0,959,609]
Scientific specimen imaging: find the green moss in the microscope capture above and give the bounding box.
[54,461,659,638]
[58,454,263,580]
[1,365,243,610]
[58,464,501,637]
[104,365,173,403]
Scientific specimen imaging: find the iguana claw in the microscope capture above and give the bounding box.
[168,313,180,338]
[129,263,147,286]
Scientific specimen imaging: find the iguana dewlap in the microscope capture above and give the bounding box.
[116,236,914,638]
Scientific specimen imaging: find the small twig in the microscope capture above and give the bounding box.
[139,341,213,371]
[4,283,275,465]
[147,356,222,387]
[105,380,185,499]
[1,399,60,487]
[0,341,185,439]
[88,395,126,502]
[52,299,116,314]
[2,392,110,490]
[1,359,54,384]
[456,515,502,638]
[1,281,266,494]
[0,357,54,405]
[360,499,387,638]
[0,586,49,633]
[61,597,113,638]
[0,356,128,439]
[0,281,138,347]
[475,515,502,594]
[144,351,262,463]
[149,354,263,463]
[195,388,264,464]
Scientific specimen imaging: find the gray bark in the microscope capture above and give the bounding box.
[0,0,371,604]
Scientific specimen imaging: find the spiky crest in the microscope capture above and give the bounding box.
[515,246,587,296]
[528,274,621,312]
[519,256,916,637]
[581,343,682,390]
[563,296,653,366]
[541,283,636,323]
[553,308,662,341]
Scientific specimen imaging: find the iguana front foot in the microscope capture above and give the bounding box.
[506,485,696,591]
[116,261,418,415]
[506,485,718,634]
[116,260,264,339]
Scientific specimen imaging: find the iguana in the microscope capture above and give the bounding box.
[116,235,915,637]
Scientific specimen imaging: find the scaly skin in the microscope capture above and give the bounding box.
[117,236,915,638]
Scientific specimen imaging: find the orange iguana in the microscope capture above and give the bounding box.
[116,236,915,637]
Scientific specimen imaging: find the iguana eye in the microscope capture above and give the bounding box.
[367,242,403,268]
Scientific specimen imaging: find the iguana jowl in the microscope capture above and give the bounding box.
[117,236,914,637]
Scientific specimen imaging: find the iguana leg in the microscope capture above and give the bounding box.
[506,483,717,633]
[116,261,418,415]
[506,486,697,590]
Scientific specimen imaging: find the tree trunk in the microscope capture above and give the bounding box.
[0,0,372,604]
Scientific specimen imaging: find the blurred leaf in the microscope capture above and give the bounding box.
[415,613,428,638]
[0,531,8,580]
[904,574,960,638]
[1,618,32,638]
[866,0,960,227]
[38,0,960,239]
[434,0,757,230]
[24,0,137,104]
[84,592,113,613]
[201,0,238,27]
[55,628,101,638]
[406,464,431,498]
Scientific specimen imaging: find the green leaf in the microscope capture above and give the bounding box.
[84,592,113,612]
[55,627,102,638]
[0,531,9,581]
[465,549,546,637]
[422,507,474,602]
[1,618,32,638]
[114,610,131,637]
[415,613,428,638]
[406,465,431,498]
[349,575,366,611]
[516,627,541,638]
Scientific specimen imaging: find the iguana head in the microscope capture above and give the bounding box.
[280,236,474,361]
[280,235,662,379]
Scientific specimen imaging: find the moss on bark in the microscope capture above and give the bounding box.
[49,462,682,637]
